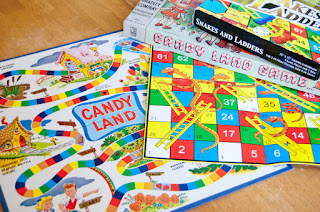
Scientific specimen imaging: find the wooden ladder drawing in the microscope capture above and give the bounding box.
[309,116,320,130]
[255,79,319,112]
[220,84,252,102]
[153,81,188,116]
[245,115,306,155]
[156,101,212,150]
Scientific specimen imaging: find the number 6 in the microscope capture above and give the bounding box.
[274,150,280,157]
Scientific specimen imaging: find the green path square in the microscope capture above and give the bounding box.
[240,126,263,145]
[235,72,255,83]
[309,128,320,144]
[149,89,170,106]
[278,87,298,98]
[194,124,217,141]
[216,94,238,110]
[173,53,193,65]
[302,101,320,114]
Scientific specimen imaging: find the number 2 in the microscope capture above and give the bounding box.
[179,145,185,154]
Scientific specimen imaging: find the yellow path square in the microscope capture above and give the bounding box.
[135,182,145,189]
[151,77,172,90]
[199,111,217,124]
[33,188,43,196]
[282,112,307,128]
[213,68,235,82]
[172,64,193,79]
[226,9,250,25]
[30,165,41,174]
[235,83,257,98]
[258,98,281,112]
[290,144,314,163]
[147,121,171,138]
[292,34,310,50]
[202,176,214,185]
[197,81,215,93]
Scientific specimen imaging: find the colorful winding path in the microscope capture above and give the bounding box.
[4,40,233,211]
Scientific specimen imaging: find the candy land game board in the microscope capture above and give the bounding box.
[0,31,291,212]
[144,47,320,165]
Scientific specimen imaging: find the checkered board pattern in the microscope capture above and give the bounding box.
[144,49,320,165]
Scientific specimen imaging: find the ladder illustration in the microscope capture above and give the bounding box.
[309,116,320,130]
[241,6,262,20]
[156,101,212,150]
[260,22,285,37]
[311,35,320,44]
[255,79,319,112]
[245,116,306,155]
[282,42,310,59]
[220,84,252,103]
[153,81,188,116]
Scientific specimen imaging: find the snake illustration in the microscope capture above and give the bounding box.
[282,102,303,122]
[159,67,227,153]
[201,82,259,153]
[159,67,258,153]
[254,116,289,143]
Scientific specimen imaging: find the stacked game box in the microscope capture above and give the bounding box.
[193,0,320,80]
[124,0,320,95]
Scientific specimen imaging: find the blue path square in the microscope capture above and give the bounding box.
[172,91,194,107]
[311,144,320,163]
[216,109,240,126]
[194,66,214,80]
[264,144,290,164]
[256,85,279,99]
[151,62,173,77]
[194,140,218,162]
[171,123,194,140]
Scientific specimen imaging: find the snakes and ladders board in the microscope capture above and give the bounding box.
[144,47,320,165]
[194,0,320,80]
[124,0,320,95]
[0,31,291,212]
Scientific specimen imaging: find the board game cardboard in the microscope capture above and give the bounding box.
[0,31,292,212]
[143,47,320,165]
[124,0,320,95]
[194,0,320,80]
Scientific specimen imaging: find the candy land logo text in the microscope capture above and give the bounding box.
[72,93,145,141]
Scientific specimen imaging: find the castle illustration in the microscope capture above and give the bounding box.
[0,117,33,156]
[55,43,113,83]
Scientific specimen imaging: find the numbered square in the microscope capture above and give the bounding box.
[145,138,170,159]
[241,143,266,164]
[148,105,172,122]
[170,140,194,160]
[218,142,242,163]
[194,140,218,162]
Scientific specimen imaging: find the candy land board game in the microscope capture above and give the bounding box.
[144,47,320,165]
[0,31,292,212]
[194,0,320,80]
[123,0,320,95]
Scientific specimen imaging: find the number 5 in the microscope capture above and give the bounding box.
[251,150,258,158]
